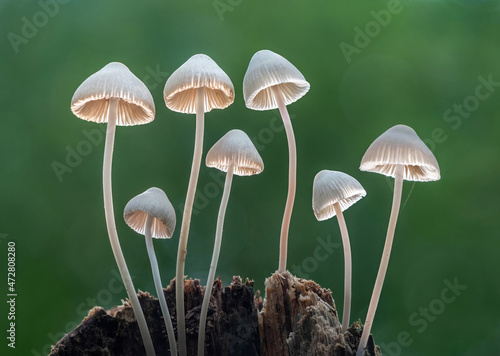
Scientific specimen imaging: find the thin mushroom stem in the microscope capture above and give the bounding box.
[176,87,205,356]
[333,202,352,333]
[198,165,234,356]
[357,164,404,356]
[144,215,178,356]
[272,86,297,274]
[103,98,156,356]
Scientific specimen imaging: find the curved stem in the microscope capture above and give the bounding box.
[273,87,297,274]
[333,203,352,333]
[176,87,205,356]
[145,215,178,356]
[197,167,234,356]
[357,165,404,356]
[198,165,233,356]
[103,98,155,356]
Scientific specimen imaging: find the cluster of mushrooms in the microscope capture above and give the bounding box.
[70,50,440,356]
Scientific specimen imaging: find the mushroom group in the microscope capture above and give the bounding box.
[69,53,441,356]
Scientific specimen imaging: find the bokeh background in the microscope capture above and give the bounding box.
[1,0,499,355]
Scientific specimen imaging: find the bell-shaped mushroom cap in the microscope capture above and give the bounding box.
[243,50,310,111]
[313,170,366,221]
[206,129,264,176]
[124,187,176,239]
[163,54,235,114]
[71,62,155,126]
[360,124,440,182]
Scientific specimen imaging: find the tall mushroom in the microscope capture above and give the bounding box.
[163,54,234,356]
[356,124,440,355]
[312,170,366,333]
[198,129,264,356]
[243,49,310,273]
[71,62,156,356]
[124,187,178,356]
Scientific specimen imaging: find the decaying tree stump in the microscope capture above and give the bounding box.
[50,274,380,356]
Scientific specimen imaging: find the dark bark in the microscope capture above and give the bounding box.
[50,274,380,356]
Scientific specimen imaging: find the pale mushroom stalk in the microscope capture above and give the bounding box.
[273,86,297,274]
[312,170,365,335]
[198,165,234,356]
[356,124,440,354]
[243,50,309,274]
[198,129,263,355]
[176,87,205,356]
[103,98,156,356]
[357,164,404,355]
[333,202,352,333]
[144,215,178,356]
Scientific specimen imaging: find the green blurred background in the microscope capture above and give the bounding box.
[1,0,499,355]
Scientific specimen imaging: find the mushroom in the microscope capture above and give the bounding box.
[243,50,310,273]
[312,170,366,333]
[163,54,234,356]
[124,187,177,356]
[197,129,263,356]
[356,124,440,355]
[71,62,156,356]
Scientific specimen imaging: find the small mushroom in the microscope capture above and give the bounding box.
[124,187,177,356]
[356,124,440,356]
[164,54,234,356]
[243,50,310,273]
[313,170,366,333]
[71,62,156,356]
[198,129,263,356]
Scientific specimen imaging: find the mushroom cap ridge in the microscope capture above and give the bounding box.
[313,170,366,221]
[163,54,234,114]
[206,129,264,176]
[243,50,310,111]
[360,124,440,182]
[124,187,176,239]
[71,62,155,126]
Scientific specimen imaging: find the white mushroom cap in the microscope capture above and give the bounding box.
[163,54,235,114]
[124,187,176,239]
[243,50,310,111]
[206,129,264,176]
[360,124,440,182]
[71,62,155,126]
[313,170,366,221]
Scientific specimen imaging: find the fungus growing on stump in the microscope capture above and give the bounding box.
[124,187,178,356]
[198,129,264,356]
[313,170,366,333]
[164,54,234,356]
[71,62,156,356]
[243,49,310,273]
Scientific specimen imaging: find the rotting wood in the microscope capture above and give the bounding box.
[50,274,380,356]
